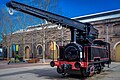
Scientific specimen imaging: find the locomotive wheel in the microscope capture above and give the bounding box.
[57,67,63,74]
[81,69,89,77]
[88,65,95,76]
[62,73,67,77]
[96,63,102,74]
[82,65,95,77]
[96,67,101,74]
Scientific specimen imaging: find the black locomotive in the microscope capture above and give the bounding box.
[50,29,111,76]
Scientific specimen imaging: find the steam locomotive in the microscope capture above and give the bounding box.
[6,1,111,77]
[50,39,111,76]
[50,23,111,76]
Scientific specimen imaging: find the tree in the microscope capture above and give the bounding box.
[23,0,60,62]
[32,0,59,62]
[1,0,60,61]
[0,7,18,59]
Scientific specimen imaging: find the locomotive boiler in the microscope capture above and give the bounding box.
[6,1,111,77]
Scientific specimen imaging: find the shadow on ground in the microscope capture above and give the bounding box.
[0,68,89,80]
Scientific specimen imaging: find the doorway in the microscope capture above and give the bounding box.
[25,46,30,59]
[115,43,120,61]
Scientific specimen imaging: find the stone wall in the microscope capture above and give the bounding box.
[6,24,71,59]
[91,18,120,61]
[5,18,120,60]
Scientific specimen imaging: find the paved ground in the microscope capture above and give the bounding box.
[0,62,120,80]
[0,60,50,69]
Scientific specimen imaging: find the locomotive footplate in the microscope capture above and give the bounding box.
[50,60,88,68]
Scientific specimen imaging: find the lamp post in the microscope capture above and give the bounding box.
[42,27,45,63]
[106,20,109,42]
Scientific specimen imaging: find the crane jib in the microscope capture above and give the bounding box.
[6,1,98,35]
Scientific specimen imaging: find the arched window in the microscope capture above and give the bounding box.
[37,45,43,55]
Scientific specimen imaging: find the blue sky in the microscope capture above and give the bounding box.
[58,0,120,18]
[0,0,120,18]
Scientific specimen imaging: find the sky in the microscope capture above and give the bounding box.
[58,0,120,18]
[0,0,120,18]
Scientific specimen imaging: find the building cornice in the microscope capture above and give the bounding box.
[72,9,120,23]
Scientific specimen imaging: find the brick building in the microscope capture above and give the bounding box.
[4,9,120,61]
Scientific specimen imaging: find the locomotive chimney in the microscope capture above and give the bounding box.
[71,29,77,43]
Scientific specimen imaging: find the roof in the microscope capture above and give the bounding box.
[13,23,58,34]
[72,9,120,23]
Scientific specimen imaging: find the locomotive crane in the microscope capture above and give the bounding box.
[6,1,111,77]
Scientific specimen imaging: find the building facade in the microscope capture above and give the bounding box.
[3,9,120,61]
[5,23,71,61]
[73,9,120,61]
